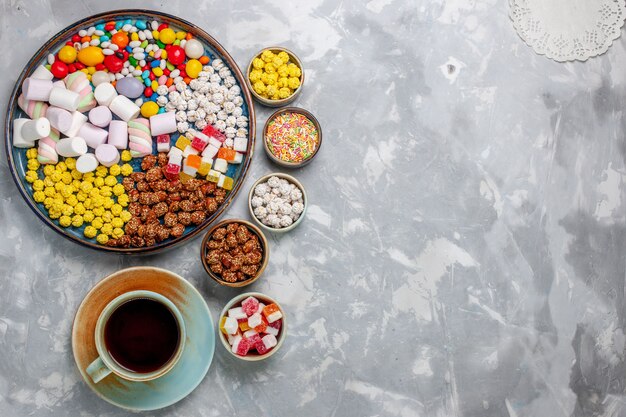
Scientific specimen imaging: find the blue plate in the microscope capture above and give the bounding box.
[71,267,215,411]
[5,10,256,253]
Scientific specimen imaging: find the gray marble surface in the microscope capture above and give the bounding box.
[1,0,626,416]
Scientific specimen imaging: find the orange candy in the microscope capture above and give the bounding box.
[185,33,193,41]
[80,36,91,43]
[111,32,129,48]
[165,78,174,87]
[186,154,202,169]
[199,55,210,65]
[217,148,236,161]
[183,77,192,84]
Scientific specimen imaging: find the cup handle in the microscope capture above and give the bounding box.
[86,356,112,383]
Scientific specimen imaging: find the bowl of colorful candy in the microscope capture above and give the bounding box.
[218,292,286,361]
[246,47,304,107]
[201,218,269,287]
[248,173,307,233]
[263,107,322,168]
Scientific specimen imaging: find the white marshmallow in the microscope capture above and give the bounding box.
[95,144,120,167]
[149,111,177,136]
[94,82,118,106]
[31,65,54,80]
[107,120,128,149]
[56,137,87,157]
[49,87,80,112]
[233,137,248,153]
[109,95,140,122]
[75,153,99,173]
[62,111,88,137]
[79,123,108,149]
[46,107,72,132]
[261,334,277,349]
[20,118,50,141]
[12,119,34,148]
[22,77,53,101]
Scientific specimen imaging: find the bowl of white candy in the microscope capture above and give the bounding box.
[248,173,307,233]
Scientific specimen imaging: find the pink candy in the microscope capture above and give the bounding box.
[222,296,283,357]
[241,296,260,316]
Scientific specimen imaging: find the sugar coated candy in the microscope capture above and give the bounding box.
[231,335,251,356]
[262,303,283,323]
[241,296,260,316]
[228,306,247,320]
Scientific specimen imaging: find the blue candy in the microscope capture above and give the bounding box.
[158,107,166,114]
[99,35,110,42]
[95,23,105,30]
[144,78,151,87]
[115,21,123,30]
[136,20,147,30]
[150,60,160,68]
[142,70,150,79]
[151,93,158,101]
[125,46,133,53]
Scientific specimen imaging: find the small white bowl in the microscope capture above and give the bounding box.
[218,292,287,361]
[248,173,307,233]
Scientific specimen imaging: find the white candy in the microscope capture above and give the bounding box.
[213,158,228,173]
[20,118,50,141]
[261,334,278,349]
[223,317,238,335]
[75,153,99,173]
[56,137,87,157]
[247,313,262,328]
[12,119,34,148]
[228,307,247,320]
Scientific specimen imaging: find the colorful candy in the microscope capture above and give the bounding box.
[220,296,283,357]
[265,112,319,163]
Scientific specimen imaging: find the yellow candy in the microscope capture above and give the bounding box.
[120,210,131,222]
[118,195,129,207]
[25,171,38,183]
[272,57,284,67]
[95,166,108,177]
[58,45,77,64]
[61,172,72,185]
[80,181,93,193]
[59,215,72,228]
[44,187,56,197]
[175,136,191,150]
[277,51,289,63]
[71,215,83,228]
[111,217,124,228]
[43,197,54,208]
[176,31,187,40]
[152,30,160,40]
[74,202,85,215]
[77,46,105,67]
[112,227,124,239]
[93,206,104,217]
[62,205,73,216]
[131,32,139,41]
[159,28,176,44]
[266,85,278,97]
[101,223,113,235]
[66,195,78,207]
[112,184,125,196]
[96,234,109,244]
[261,50,275,63]
[32,179,44,191]
[121,150,132,162]
[222,176,234,191]
[94,177,104,187]
[141,101,159,118]
[161,50,168,60]
[87,66,96,75]
[121,163,133,176]
[288,77,301,89]
[64,158,76,170]
[99,186,112,197]
[288,64,301,78]
[83,198,93,209]
[111,204,123,216]
[253,81,266,95]
[33,191,45,203]
[27,159,40,171]
[71,169,82,180]
[84,226,97,239]
[43,165,55,176]
[278,87,291,99]
[26,148,38,159]
[104,175,117,187]
[186,59,202,79]
[264,62,276,73]
[252,58,265,70]
[109,164,121,176]
[83,210,95,222]
[249,69,262,83]
[152,67,163,77]
[103,198,114,209]
[151,80,158,91]
[92,218,103,230]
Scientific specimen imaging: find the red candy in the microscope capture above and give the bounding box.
[148,72,156,81]
[233,337,251,356]
[65,41,73,46]
[103,55,124,73]
[50,61,68,79]
[164,163,181,180]
[244,331,262,346]
[72,34,81,43]
[254,316,268,333]
[95,63,106,71]
[74,62,85,70]
[144,87,153,97]
[157,134,170,144]
[255,340,269,355]
[67,63,77,73]
[203,124,226,142]
[157,23,169,31]
[242,296,260,316]
[191,136,208,152]
[163,68,171,76]
[167,46,186,66]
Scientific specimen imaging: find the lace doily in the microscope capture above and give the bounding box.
[510,0,626,62]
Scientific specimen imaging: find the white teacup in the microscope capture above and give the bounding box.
[86,290,186,383]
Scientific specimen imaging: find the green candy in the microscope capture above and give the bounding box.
[166,62,175,71]
[140,40,148,49]
[156,40,165,49]
[129,56,137,66]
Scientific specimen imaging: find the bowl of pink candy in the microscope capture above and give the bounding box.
[218,292,286,361]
